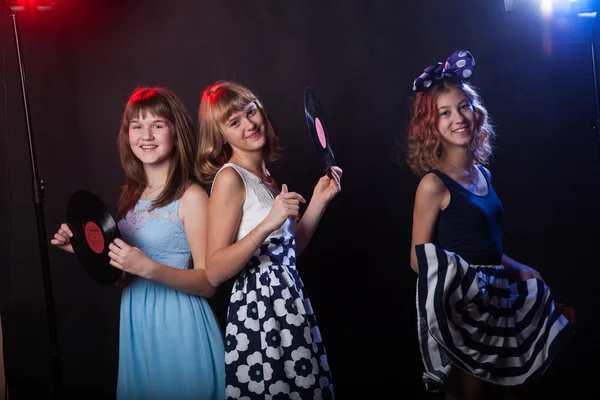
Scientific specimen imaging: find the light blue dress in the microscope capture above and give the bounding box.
[116,199,225,400]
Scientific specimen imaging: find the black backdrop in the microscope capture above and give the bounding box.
[0,0,598,398]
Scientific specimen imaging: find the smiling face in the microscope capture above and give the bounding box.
[436,86,476,148]
[128,112,176,167]
[219,101,266,155]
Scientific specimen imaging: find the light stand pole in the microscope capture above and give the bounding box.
[590,17,600,158]
[4,1,62,398]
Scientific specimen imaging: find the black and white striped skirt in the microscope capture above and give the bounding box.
[415,243,574,392]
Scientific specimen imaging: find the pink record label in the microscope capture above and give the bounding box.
[315,117,327,149]
[84,221,104,254]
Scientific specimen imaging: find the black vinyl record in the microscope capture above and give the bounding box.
[304,87,336,176]
[66,190,122,284]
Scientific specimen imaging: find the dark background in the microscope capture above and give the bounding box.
[0,0,598,398]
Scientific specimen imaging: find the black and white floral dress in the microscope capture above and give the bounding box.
[214,163,334,400]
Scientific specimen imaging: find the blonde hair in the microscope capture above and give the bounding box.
[196,80,282,184]
[407,79,496,175]
[116,87,198,219]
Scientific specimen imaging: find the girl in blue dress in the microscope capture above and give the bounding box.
[51,87,225,399]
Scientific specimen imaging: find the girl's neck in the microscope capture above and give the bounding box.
[438,147,474,173]
[230,151,266,176]
[143,162,170,188]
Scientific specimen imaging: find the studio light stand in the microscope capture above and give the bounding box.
[590,18,600,154]
[505,0,600,158]
[2,0,61,398]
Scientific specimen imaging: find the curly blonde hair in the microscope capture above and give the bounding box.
[407,78,496,175]
[196,81,282,184]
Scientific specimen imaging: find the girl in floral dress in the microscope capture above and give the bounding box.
[196,80,342,399]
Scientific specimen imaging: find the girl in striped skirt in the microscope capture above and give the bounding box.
[407,50,574,399]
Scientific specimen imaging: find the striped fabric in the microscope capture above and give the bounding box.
[415,243,574,392]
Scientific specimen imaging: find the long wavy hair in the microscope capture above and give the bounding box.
[196,80,282,184]
[116,87,198,220]
[407,78,496,175]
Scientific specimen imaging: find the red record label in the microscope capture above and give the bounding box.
[84,221,105,254]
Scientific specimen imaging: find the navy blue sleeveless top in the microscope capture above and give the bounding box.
[427,166,504,265]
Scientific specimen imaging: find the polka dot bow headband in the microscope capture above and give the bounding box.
[412,50,475,92]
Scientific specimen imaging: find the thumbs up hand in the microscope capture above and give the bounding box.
[261,184,306,233]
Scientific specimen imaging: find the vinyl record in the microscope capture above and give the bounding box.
[66,190,122,285]
[304,87,336,176]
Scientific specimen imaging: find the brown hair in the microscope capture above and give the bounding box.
[407,78,496,175]
[196,80,282,184]
[116,87,198,219]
